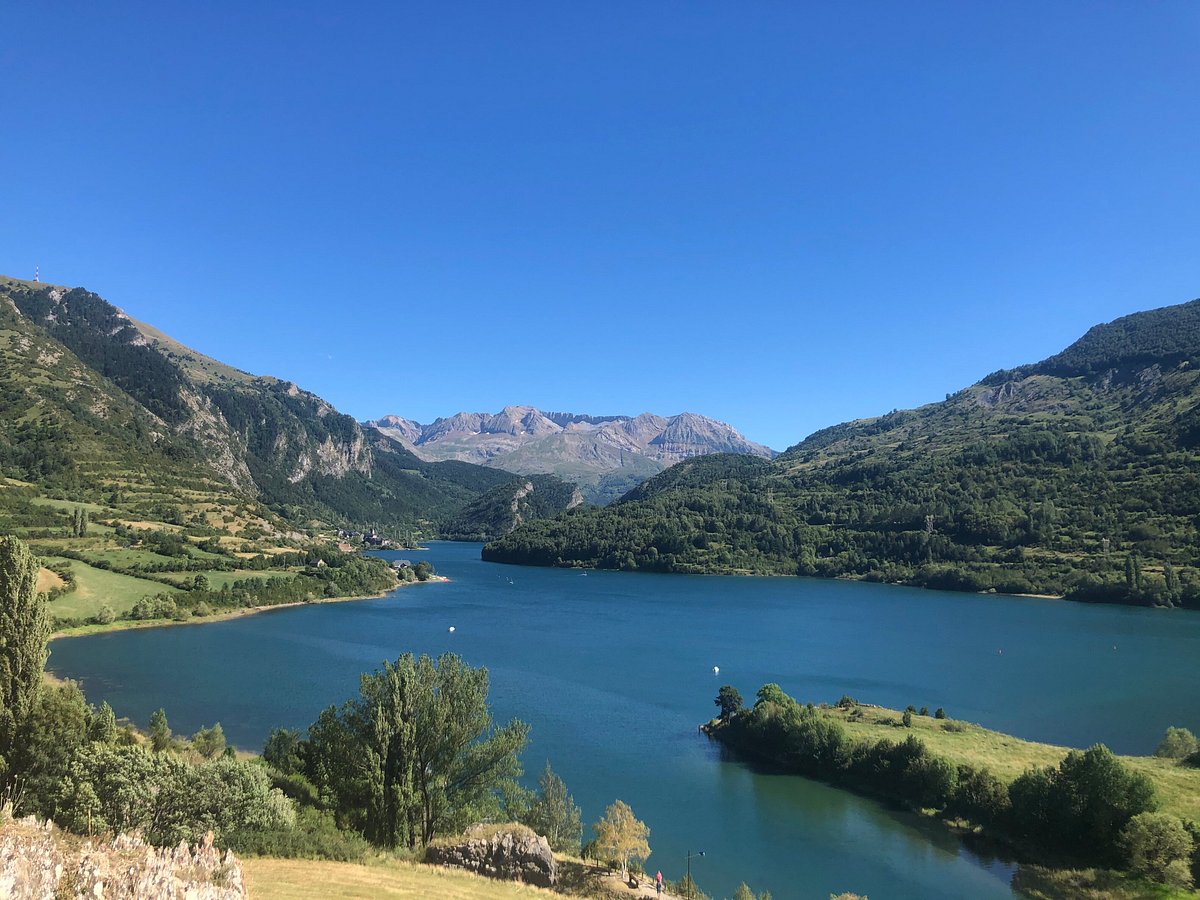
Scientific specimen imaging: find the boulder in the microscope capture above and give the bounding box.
[426,823,556,887]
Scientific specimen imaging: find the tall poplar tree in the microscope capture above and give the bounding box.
[0,535,51,783]
[305,652,529,848]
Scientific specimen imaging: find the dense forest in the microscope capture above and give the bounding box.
[486,299,1200,608]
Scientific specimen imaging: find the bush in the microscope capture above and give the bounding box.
[55,744,294,846]
[947,765,1010,828]
[225,806,369,862]
[1155,727,1199,760]
[1119,812,1194,886]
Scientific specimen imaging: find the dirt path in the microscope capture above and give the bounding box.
[599,871,681,900]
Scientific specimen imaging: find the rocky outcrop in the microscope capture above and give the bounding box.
[366,405,776,504]
[425,824,556,887]
[372,414,423,446]
[176,387,255,491]
[0,808,247,900]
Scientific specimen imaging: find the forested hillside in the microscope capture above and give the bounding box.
[485,299,1200,608]
[442,474,583,541]
[0,276,514,536]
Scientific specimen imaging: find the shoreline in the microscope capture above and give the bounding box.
[49,574,451,641]
[490,557,1071,602]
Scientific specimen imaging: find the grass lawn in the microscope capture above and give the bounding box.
[76,548,183,569]
[41,556,179,619]
[824,705,1200,822]
[154,569,277,590]
[241,858,561,900]
[27,496,115,515]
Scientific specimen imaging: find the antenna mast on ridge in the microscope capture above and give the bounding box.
[34,265,40,283]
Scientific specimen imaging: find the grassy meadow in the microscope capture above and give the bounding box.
[821,704,1200,823]
[41,555,182,619]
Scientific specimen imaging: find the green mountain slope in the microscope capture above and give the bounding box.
[485,298,1200,608]
[0,276,513,535]
[442,474,583,541]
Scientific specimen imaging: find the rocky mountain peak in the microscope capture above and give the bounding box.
[366,405,775,504]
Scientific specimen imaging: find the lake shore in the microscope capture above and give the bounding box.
[49,574,451,641]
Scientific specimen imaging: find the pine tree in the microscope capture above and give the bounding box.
[525,762,583,853]
[149,708,171,752]
[89,701,118,744]
[191,723,226,760]
[0,536,51,783]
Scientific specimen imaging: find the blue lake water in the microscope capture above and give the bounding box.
[47,541,1200,899]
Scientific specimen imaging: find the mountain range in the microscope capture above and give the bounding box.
[0,276,512,539]
[0,276,771,543]
[368,408,775,504]
[485,297,1200,610]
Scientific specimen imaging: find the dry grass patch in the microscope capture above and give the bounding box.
[242,857,559,900]
[36,567,65,593]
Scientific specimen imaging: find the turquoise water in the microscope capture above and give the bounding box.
[47,542,1200,899]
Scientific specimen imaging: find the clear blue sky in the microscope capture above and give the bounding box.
[3,2,1198,451]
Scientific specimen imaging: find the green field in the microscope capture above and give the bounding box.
[822,704,1200,823]
[42,556,180,619]
[155,569,279,590]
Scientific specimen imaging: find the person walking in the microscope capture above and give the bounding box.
[655,870,663,896]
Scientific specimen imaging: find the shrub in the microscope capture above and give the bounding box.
[56,744,294,846]
[947,765,1010,828]
[1155,727,1199,760]
[225,806,368,862]
[1119,812,1194,886]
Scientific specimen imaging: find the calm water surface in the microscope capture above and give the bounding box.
[48,542,1200,899]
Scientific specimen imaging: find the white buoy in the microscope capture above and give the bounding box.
[448,626,456,633]
[712,666,720,675]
